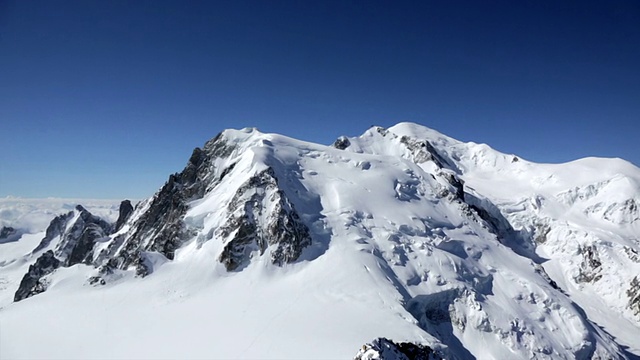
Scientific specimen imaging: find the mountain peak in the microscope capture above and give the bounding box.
[2,123,639,359]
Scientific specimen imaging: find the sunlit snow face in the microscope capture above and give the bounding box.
[1,124,639,360]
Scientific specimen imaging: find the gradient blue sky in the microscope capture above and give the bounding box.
[1,1,639,199]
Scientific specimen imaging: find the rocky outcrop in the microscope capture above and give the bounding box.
[99,134,312,275]
[104,174,191,273]
[333,136,351,150]
[628,276,640,318]
[31,205,111,265]
[103,134,236,272]
[0,226,22,243]
[15,205,113,300]
[14,250,61,302]
[32,211,75,253]
[603,198,640,224]
[624,246,640,263]
[55,206,112,266]
[0,226,15,238]
[438,171,465,200]
[19,133,247,281]
[576,245,602,283]
[354,338,440,360]
[398,134,460,174]
[114,200,134,231]
[218,167,312,271]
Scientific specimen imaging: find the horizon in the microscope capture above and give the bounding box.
[1,1,638,199]
[2,120,638,201]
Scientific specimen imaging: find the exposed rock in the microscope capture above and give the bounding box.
[114,200,134,231]
[32,210,75,253]
[624,246,640,263]
[399,136,440,166]
[30,205,112,265]
[534,264,560,290]
[0,226,21,243]
[627,276,640,318]
[218,167,312,271]
[0,226,15,239]
[95,132,245,275]
[333,136,351,150]
[56,205,112,266]
[14,250,61,302]
[533,222,551,244]
[603,198,640,224]
[376,126,389,136]
[354,337,440,360]
[111,175,190,269]
[218,162,237,181]
[15,205,113,299]
[105,134,235,271]
[439,171,464,200]
[87,275,107,286]
[462,193,543,263]
[397,135,461,174]
[575,245,602,283]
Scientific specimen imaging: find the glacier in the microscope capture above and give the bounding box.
[0,123,638,359]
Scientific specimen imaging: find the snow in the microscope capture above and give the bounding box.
[380,123,640,355]
[1,123,639,359]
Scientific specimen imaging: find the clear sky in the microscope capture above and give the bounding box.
[1,1,638,199]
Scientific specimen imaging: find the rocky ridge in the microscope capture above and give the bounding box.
[15,129,313,299]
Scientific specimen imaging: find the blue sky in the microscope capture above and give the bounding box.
[1,1,638,199]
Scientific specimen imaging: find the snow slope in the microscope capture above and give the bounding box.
[382,123,640,355]
[1,124,638,359]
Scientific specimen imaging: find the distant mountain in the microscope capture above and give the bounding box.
[0,197,121,233]
[1,123,639,359]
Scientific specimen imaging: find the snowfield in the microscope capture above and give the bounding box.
[1,123,639,359]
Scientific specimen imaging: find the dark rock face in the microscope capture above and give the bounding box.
[96,132,311,276]
[14,250,61,302]
[4,129,423,295]
[106,174,191,271]
[398,135,457,173]
[627,276,640,318]
[15,205,113,300]
[439,171,465,200]
[32,211,75,253]
[0,226,21,243]
[218,167,312,271]
[65,223,105,266]
[576,245,602,283]
[354,337,440,360]
[0,226,16,239]
[333,136,351,150]
[30,204,111,264]
[114,200,134,232]
[56,206,112,266]
[101,132,237,273]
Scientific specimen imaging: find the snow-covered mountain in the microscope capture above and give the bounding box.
[1,123,639,359]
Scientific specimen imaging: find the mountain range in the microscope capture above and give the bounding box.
[1,122,639,359]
